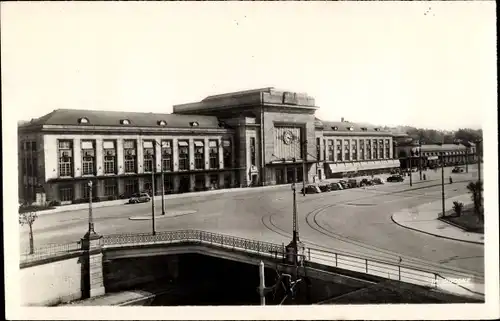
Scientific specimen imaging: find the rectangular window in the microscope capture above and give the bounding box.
[224,173,231,188]
[195,174,205,191]
[143,141,155,172]
[163,175,173,193]
[82,183,90,199]
[103,140,116,174]
[209,174,219,189]
[359,140,365,160]
[373,139,378,159]
[124,178,138,196]
[385,139,391,159]
[58,140,73,177]
[379,139,384,159]
[104,179,117,197]
[59,185,73,202]
[366,140,372,160]
[81,140,96,175]
[316,138,321,161]
[323,139,326,161]
[178,140,189,171]
[223,139,232,168]
[209,140,219,169]
[328,140,334,161]
[344,140,350,161]
[161,140,173,172]
[352,140,357,160]
[124,140,137,173]
[194,140,205,170]
[250,137,256,166]
[336,139,343,161]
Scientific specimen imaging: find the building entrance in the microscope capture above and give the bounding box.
[179,175,190,194]
[276,168,285,185]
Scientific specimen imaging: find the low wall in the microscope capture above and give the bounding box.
[20,254,83,306]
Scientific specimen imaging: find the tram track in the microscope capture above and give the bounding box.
[258,182,483,279]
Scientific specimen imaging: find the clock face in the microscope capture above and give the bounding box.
[283,130,294,145]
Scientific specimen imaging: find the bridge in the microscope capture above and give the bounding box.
[20,229,484,306]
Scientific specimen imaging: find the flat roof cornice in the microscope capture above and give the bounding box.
[38,125,234,135]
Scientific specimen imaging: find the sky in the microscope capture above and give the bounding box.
[1,1,497,130]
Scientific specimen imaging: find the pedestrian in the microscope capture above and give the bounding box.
[449,176,453,184]
[423,173,426,180]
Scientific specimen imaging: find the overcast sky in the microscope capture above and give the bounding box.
[1,2,496,130]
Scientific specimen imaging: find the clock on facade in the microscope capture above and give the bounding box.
[283,130,294,145]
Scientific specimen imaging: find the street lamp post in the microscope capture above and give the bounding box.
[151,168,156,235]
[87,180,95,235]
[292,182,299,245]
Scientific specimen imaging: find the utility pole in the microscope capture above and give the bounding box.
[151,168,156,235]
[302,139,307,196]
[441,151,445,218]
[419,140,423,181]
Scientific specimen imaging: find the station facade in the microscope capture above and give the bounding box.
[18,87,398,205]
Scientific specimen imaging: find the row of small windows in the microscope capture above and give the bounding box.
[57,139,232,178]
[77,117,200,127]
[316,139,391,162]
[330,126,381,132]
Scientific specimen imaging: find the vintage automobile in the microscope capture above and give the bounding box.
[128,192,151,204]
[452,167,465,173]
[360,178,374,187]
[387,175,404,183]
[347,179,359,188]
[301,184,322,194]
[329,182,343,190]
[319,184,332,192]
[338,180,349,189]
[371,177,384,185]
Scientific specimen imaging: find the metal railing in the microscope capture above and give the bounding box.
[101,230,284,259]
[20,229,484,298]
[20,242,81,264]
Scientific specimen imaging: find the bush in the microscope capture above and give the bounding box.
[453,201,464,217]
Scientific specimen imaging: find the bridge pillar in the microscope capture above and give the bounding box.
[80,234,105,298]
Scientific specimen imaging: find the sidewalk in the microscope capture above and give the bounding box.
[391,194,484,245]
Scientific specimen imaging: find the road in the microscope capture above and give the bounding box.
[19,166,483,277]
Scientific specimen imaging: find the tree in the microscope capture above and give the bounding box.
[466,181,484,223]
[452,201,464,217]
[19,211,38,255]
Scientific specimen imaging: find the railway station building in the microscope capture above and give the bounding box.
[18,87,399,205]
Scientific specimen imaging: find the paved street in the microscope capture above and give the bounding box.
[19,166,483,277]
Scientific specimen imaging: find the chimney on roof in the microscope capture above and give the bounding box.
[341,117,344,122]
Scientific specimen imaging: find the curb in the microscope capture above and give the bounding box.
[437,217,484,234]
[390,214,484,245]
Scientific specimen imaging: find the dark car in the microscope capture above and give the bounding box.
[347,179,359,188]
[338,180,349,189]
[329,182,343,190]
[387,175,404,182]
[301,184,321,194]
[360,178,373,187]
[452,167,464,173]
[319,184,331,192]
[371,177,384,185]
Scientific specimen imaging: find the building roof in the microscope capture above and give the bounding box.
[418,144,467,152]
[202,87,275,101]
[320,120,391,134]
[19,109,223,129]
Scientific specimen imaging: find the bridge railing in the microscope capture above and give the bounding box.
[101,229,285,259]
[20,229,484,298]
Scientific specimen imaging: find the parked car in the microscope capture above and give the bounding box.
[387,175,404,182]
[329,182,343,190]
[128,192,151,204]
[452,167,464,173]
[319,184,331,192]
[347,179,359,188]
[338,180,349,189]
[301,184,322,194]
[371,177,384,185]
[360,178,373,187]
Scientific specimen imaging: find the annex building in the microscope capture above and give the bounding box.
[18,88,398,205]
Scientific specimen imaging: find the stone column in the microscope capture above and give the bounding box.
[95,138,103,176]
[116,138,124,175]
[189,138,195,171]
[137,138,144,174]
[172,138,179,172]
[204,138,210,170]
[80,233,105,299]
[73,138,82,178]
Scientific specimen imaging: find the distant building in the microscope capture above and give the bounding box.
[18,87,399,205]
